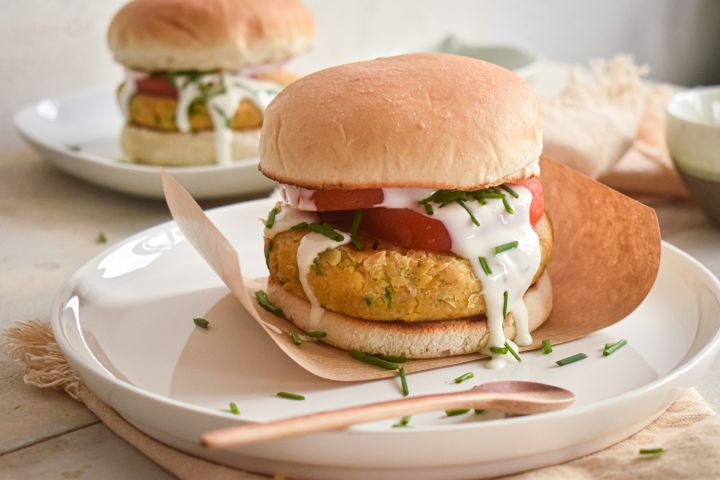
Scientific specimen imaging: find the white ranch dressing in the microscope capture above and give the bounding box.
[118,69,144,118]
[271,183,541,369]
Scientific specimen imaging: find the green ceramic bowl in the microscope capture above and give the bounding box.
[666,86,720,225]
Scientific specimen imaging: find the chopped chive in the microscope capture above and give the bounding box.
[603,339,628,356]
[350,351,399,370]
[501,185,519,198]
[193,317,210,329]
[474,409,486,415]
[399,367,409,397]
[392,415,412,428]
[478,256,493,276]
[542,339,553,354]
[264,206,281,229]
[377,354,407,363]
[363,296,373,306]
[229,402,240,415]
[445,408,471,417]
[95,232,108,244]
[505,341,521,362]
[457,199,480,226]
[276,391,305,400]
[254,290,284,317]
[502,196,515,214]
[290,222,309,231]
[384,286,394,306]
[454,372,474,384]
[489,346,508,355]
[264,240,273,268]
[307,331,327,338]
[555,353,588,366]
[495,241,519,254]
[421,201,433,215]
[502,291,508,318]
[308,223,344,242]
[67,144,82,152]
[312,258,323,276]
[639,447,664,456]
[350,210,365,251]
[290,329,302,346]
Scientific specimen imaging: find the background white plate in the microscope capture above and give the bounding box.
[14,89,275,200]
[51,199,720,479]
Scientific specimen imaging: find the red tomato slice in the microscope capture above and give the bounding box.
[136,76,178,98]
[318,208,451,251]
[513,177,544,225]
[311,188,383,211]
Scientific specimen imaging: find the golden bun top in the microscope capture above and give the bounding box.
[259,53,542,190]
[108,0,314,71]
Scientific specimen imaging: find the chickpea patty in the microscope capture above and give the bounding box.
[128,94,263,132]
[266,214,553,322]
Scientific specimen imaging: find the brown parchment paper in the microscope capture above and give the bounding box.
[161,157,660,381]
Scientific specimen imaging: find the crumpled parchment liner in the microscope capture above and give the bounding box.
[161,156,660,381]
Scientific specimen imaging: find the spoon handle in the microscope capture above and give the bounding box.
[202,389,494,449]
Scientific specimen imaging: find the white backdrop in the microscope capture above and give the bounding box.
[2,0,718,150]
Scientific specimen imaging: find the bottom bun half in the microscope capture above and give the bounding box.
[268,272,553,359]
[120,124,260,166]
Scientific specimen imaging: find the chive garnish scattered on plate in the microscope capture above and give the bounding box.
[505,341,521,362]
[489,346,508,355]
[276,391,305,401]
[502,291,508,318]
[393,415,412,428]
[457,199,480,226]
[478,256,492,276]
[229,401,240,415]
[639,447,664,457]
[542,339,553,354]
[445,408,471,417]
[350,210,366,251]
[350,351,400,370]
[454,372,474,384]
[376,354,407,363]
[307,331,327,338]
[308,223,344,241]
[254,290,284,317]
[290,329,302,346]
[193,317,210,329]
[603,339,628,356]
[264,206,281,229]
[495,241,519,254]
[501,185,519,198]
[96,232,108,244]
[399,367,409,397]
[555,353,588,366]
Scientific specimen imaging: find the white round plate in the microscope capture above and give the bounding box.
[51,198,720,480]
[14,89,274,200]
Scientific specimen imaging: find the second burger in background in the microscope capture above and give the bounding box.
[107,0,314,166]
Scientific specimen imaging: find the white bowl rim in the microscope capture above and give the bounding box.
[666,85,720,129]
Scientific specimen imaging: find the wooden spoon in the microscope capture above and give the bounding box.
[201,381,574,449]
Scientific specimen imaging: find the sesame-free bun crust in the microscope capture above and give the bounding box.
[108,0,314,71]
[268,272,552,359]
[121,124,260,166]
[259,53,542,190]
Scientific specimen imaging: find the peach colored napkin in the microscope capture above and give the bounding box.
[5,320,719,479]
[542,55,688,199]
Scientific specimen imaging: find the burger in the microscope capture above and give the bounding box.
[107,0,314,166]
[258,53,553,368]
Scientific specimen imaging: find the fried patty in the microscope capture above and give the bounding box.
[266,213,553,322]
[128,95,262,132]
